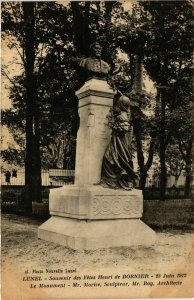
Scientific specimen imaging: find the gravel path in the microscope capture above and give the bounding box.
[2,213,194,299]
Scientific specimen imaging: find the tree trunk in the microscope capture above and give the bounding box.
[33,79,42,202]
[71,2,91,56]
[191,102,194,197]
[184,138,192,197]
[82,2,91,56]
[133,124,150,190]
[139,172,147,190]
[23,2,42,213]
[133,110,156,191]
[133,55,143,92]
[184,164,191,197]
[159,91,167,200]
[160,151,167,200]
[175,175,179,187]
[104,2,115,65]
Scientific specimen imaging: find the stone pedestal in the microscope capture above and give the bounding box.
[74,79,114,185]
[38,79,156,250]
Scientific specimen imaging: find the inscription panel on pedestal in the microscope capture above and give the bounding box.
[94,116,109,139]
[91,196,143,219]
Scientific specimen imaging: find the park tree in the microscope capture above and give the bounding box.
[2,1,157,193]
[22,2,42,211]
[103,3,158,189]
[169,103,193,196]
[1,1,125,196]
[109,0,193,194]
[2,1,126,166]
[2,1,75,212]
[166,142,185,187]
[138,0,193,199]
[2,0,192,203]
[2,2,42,212]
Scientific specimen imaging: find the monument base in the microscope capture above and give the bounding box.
[38,217,155,250]
[38,185,156,250]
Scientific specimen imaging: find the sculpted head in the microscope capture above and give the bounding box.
[89,42,102,58]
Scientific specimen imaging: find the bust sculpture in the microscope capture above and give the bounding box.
[79,42,111,81]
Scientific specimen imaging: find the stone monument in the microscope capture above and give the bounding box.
[38,42,156,250]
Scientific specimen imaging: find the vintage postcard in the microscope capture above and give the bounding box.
[1,0,194,299]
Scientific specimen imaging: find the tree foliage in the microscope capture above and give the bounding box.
[139,0,193,197]
[2,1,193,197]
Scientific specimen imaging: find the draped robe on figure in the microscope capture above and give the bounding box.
[101,95,138,190]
